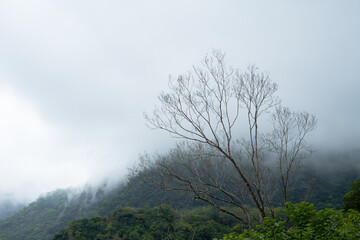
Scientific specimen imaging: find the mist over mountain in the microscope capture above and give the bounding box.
[0,201,25,220]
[0,173,201,240]
[0,1,359,239]
[0,1,359,207]
[0,147,358,240]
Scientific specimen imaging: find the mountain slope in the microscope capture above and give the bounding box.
[0,150,359,240]
[0,201,25,220]
[0,178,199,240]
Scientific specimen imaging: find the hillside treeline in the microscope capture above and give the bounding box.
[0,149,358,240]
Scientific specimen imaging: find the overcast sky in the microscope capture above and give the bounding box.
[0,0,359,203]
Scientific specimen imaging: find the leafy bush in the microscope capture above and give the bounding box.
[343,178,360,211]
[217,202,360,240]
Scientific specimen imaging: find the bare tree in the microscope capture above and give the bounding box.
[264,106,317,206]
[140,51,316,227]
[135,143,256,226]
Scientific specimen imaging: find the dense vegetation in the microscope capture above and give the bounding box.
[0,179,204,240]
[0,151,358,240]
[217,202,360,239]
[343,178,360,212]
[53,178,360,240]
[53,205,240,240]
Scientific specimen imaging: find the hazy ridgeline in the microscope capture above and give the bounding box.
[0,148,358,240]
[0,201,25,220]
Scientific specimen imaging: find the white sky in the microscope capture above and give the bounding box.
[0,0,359,203]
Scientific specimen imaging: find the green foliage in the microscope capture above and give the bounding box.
[0,189,70,240]
[343,178,360,211]
[53,205,237,240]
[0,156,358,240]
[217,202,360,240]
[0,180,204,240]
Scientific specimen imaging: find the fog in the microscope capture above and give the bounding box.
[0,1,359,204]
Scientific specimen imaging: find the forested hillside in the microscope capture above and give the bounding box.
[0,178,202,240]
[0,150,358,240]
[53,205,240,240]
[54,202,360,240]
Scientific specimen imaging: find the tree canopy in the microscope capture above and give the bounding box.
[343,178,360,211]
